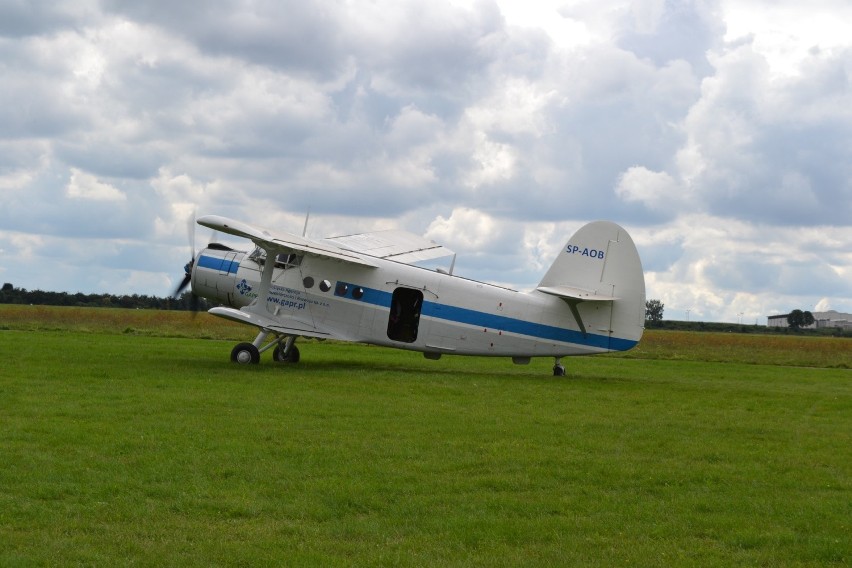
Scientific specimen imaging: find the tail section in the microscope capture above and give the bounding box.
[537,221,645,350]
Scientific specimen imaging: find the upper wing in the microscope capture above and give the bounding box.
[325,229,454,264]
[197,215,378,268]
[199,215,454,266]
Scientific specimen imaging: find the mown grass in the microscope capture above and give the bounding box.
[0,306,850,566]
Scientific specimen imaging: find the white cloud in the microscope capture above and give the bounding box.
[425,207,499,251]
[2,232,45,259]
[634,215,852,322]
[521,222,560,272]
[386,105,445,147]
[66,168,126,201]
[615,166,682,208]
[722,0,852,79]
[495,0,597,49]
[463,132,517,189]
[0,167,37,191]
[0,0,850,321]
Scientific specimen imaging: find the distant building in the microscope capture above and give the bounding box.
[767,310,852,330]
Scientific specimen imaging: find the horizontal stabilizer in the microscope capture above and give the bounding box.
[536,285,618,302]
[325,229,454,264]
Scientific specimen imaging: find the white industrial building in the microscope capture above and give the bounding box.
[767,310,852,330]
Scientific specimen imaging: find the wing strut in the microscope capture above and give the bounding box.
[565,300,587,337]
[248,243,278,316]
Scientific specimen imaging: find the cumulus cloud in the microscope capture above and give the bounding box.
[426,207,500,251]
[66,168,126,201]
[0,0,849,319]
[615,166,683,210]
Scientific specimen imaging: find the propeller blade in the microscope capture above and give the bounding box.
[172,211,198,300]
[173,272,192,298]
[187,209,197,261]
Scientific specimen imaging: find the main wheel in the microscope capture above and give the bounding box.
[553,364,566,377]
[273,344,300,364]
[231,342,260,364]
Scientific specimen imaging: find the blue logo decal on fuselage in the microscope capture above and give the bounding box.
[236,279,255,297]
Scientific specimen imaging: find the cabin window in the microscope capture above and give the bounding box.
[387,288,423,343]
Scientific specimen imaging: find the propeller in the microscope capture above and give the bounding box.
[172,211,200,311]
[172,211,221,312]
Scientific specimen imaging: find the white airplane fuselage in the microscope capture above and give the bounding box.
[191,246,639,360]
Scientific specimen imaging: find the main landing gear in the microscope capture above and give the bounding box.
[230,330,300,365]
[553,357,566,377]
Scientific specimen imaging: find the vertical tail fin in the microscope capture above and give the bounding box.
[537,221,645,349]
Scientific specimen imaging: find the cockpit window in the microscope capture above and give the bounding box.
[248,247,303,269]
[248,247,266,265]
[276,253,301,269]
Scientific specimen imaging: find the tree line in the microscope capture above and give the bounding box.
[0,283,209,311]
[643,299,848,336]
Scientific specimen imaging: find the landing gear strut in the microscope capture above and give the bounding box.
[230,330,300,365]
[553,357,566,377]
[273,336,300,363]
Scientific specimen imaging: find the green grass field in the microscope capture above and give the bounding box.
[0,306,849,566]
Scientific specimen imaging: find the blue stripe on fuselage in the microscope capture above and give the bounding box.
[197,255,240,274]
[422,302,633,350]
[335,281,636,351]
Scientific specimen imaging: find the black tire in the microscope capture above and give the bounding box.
[553,364,566,377]
[231,342,260,364]
[273,344,300,364]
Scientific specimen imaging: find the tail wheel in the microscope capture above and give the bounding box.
[273,344,300,364]
[231,342,260,364]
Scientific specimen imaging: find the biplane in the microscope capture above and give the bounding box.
[174,215,645,375]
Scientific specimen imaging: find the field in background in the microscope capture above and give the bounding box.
[1,304,849,368]
[0,304,248,340]
[1,305,850,565]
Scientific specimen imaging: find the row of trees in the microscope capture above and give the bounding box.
[645,300,816,331]
[0,283,207,311]
[644,298,823,332]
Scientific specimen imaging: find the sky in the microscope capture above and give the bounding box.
[1,0,850,324]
